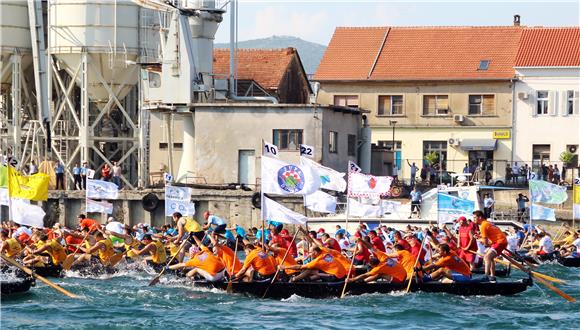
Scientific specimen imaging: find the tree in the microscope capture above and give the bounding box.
[560,150,574,182]
[424,151,439,166]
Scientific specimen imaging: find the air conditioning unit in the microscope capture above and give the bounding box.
[453,114,464,122]
[448,138,460,147]
[568,145,578,153]
[518,92,529,100]
[436,108,449,115]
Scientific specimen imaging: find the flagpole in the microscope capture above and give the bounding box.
[7,167,13,222]
[260,139,266,251]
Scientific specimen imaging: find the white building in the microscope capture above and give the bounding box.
[513,27,580,181]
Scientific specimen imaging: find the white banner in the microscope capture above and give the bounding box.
[86,179,119,200]
[263,141,279,158]
[381,200,401,214]
[12,198,44,228]
[0,187,8,206]
[299,144,314,158]
[86,198,114,214]
[305,190,337,214]
[530,204,557,221]
[300,157,346,192]
[263,196,308,225]
[348,172,393,197]
[261,156,320,195]
[165,185,195,217]
[348,198,383,217]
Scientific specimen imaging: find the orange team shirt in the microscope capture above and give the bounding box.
[373,249,389,263]
[320,247,353,274]
[274,247,299,275]
[396,250,416,276]
[479,221,507,244]
[216,245,242,275]
[243,248,277,276]
[185,247,225,276]
[303,251,347,279]
[80,218,100,231]
[435,252,471,276]
[368,259,407,283]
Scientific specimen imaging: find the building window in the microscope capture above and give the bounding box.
[329,131,338,153]
[532,144,551,168]
[347,134,356,156]
[333,95,359,108]
[378,95,403,116]
[478,60,490,70]
[423,141,447,167]
[423,95,449,116]
[159,142,183,149]
[536,91,549,115]
[567,90,576,115]
[377,140,401,151]
[273,129,303,150]
[468,95,495,116]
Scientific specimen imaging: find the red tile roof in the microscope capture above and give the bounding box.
[213,48,298,89]
[515,27,580,67]
[315,26,524,81]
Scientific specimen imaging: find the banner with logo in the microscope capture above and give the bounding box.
[263,196,308,225]
[261,156,320,195]
[305,190,337,214]
[86,179,119,200]
[529,180,568,204]
[437,193,475,224]
[164,185,195,217]
[348,172,393,197]
[86,198,114,214]
[300,157,346,192]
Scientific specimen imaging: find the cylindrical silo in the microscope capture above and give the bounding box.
[0,0,32,85]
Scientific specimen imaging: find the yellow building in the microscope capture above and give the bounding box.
[315,25,524,183]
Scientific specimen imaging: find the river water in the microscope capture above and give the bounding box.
[2,263,578,329]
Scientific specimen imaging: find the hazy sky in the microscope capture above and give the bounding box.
[213,0,580,45]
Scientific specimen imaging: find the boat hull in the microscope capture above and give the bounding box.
[1,277,34,295]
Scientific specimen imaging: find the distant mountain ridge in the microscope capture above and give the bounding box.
[215,35,326,75]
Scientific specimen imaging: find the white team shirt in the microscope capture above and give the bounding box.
[539,236,554,253]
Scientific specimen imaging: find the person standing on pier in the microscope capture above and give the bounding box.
[73,164,82,190]
[112,161,122,188]
[54,161,65,190]
[80,161,88,189]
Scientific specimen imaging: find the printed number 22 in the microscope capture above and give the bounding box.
[300,146,312,156]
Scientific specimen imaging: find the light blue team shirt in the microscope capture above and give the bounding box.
[73,166,80,175]
[208,215,226,226]
[55,164,64,174]
[410,191,422,202]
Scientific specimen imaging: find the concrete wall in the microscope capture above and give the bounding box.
[316,80,513,127]
[513,68,580,176]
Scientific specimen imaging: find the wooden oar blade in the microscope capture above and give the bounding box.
[535,276,576,303]
[532,271,566,284]
[62,254,75,270]
[108,252,125,267]
[148,275,161,287]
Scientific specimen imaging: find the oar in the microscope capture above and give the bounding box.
[108,250,127,268]
[500,252,575,303]
[226,237,240,294]
[406,232,428,293]
[504,248,538,269]
[1,253,79,299]
[340,241,359,298]
[261,228,301,298]
[62,231,91,270]
[148,233,194,286]
[468,250,565,284]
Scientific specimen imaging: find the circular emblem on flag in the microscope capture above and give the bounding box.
[368,177,377,189]
[277,165,305,193]
[386,258,395,267]
[323,254,334,263]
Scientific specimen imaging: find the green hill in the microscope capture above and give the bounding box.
[215,35,326,75]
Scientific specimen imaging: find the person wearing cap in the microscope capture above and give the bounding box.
[130,234,167,267]
[456,216,477,270]
[202,211,227,234]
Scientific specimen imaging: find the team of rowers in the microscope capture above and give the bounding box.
[1,210,579,285]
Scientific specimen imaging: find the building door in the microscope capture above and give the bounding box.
[532,145,550,168]
[238,150,255,185]
[469,151,494,171]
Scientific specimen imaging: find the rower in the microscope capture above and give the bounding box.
[282,246,347,282]
[559,231,579,257]
[0,230,22,258]
[348,257,407,284]
[422,243,472,283]
[268,243,299,279]
[129,234,167,266]
[529,231,554,258]
[202,211,227,234]
[320,233,341,252]
[473,210,507,282]
[208,233,241,278]
[171,212,203,262]
[234,243,277,282]
[72,231,115,267]
[169,235,226,281]
[300,228,353,273]
[24,233,67,267]
[382,244,416,279]
[368,230,386,252]
[78,214,101,232]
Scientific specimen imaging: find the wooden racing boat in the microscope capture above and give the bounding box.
[30,264,64,278]
[557,256,580,267]
[191,278,532,299]
[1,268,35,296]
[472,265,511,277]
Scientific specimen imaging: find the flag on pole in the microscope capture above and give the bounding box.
[348,161,362,173]
[12,198,44,228]
[164,185,195,217]
[347,198,383,217]
[86,179,119,200]
[299,144,315,158]
[7,166,50,201]
[573,178,580,220]
[304,190,337,214]
[437,193,475,224]
[86,198,114,214]
[261,156,320,195]
[0,165,7,187]
[263,196,308,225]
[0,187,8,206]
[348,172,393,197]
[263,141,279,158]
[530,204,557,221]
[300,157,346,192]
[528,180,568,204]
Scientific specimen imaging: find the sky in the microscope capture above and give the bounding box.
[213,0,580,45]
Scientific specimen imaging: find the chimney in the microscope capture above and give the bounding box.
[513,14,521,26]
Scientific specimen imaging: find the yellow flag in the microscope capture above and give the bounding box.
[7,166,50,201]
[574,183,580,204]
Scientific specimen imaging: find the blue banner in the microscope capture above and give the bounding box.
[437,193,475,223]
